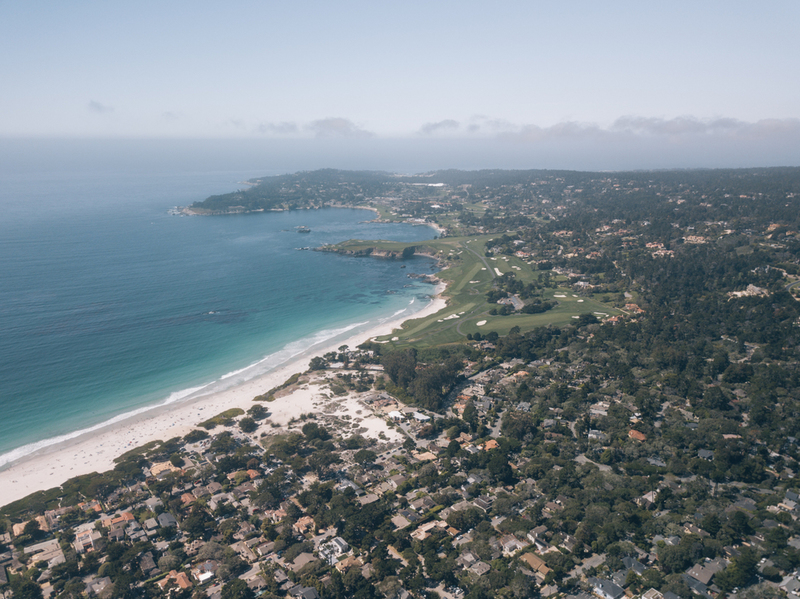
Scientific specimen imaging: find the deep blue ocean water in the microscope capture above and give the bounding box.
[0,165,438,467]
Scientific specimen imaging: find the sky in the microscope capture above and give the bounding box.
[1,1,799,169]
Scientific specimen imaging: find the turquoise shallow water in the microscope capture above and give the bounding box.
[0,168,438,466]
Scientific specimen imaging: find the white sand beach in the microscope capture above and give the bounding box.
[0,289,446,508]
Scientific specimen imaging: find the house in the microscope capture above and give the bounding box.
[101,512,135,528]
[527,525,548,543]
[641,590,682,599]
[681,573,713,599]
[108,527,125,542]
[410,496,436,513]
[24,538,65,568]
[473,496,493,512]
[391,515,411,529]
[140,552,160,577]
[466,473,484,486]
[683,524,710,537]
[543,501,564,517]
[558,533,579,552]
[612,556,646,587]
[150,461,182,477]
[781,575,800,597]
[358,493,379,506]
[622,556,646,575]
[388,474,407,489]
[685,557,727,586]
[85,577,112,596]
[474,397,494,412]
[288,585,320,599]
[335,555,363,573]
[519,552,552,581]
[144,518,159,532]
[253,541,275,558]
[628,430,647,442]
[469,561,491,576]
[588,429,608,442]
[73,529,101,554]
[158,570,193,591]
[413,451,437,461]
[157,513,178,528]
[293,515,315,535]
[456,551,480,569]
[191,560,218,583]
[325,537,349,556]
[635,491,659,509]
[587,577,624,599]
[246,575,268,592]
[229,540,257,562]
[499,534,526,555]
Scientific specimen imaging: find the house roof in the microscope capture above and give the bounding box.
[519,552,551,575]
[588,577,625,599]
[628,429,647,442]
[157,513,178,527]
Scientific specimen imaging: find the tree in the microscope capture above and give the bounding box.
[184,429,209,443]
[10,578,44,599]
[239,417,258,433]
[309,356,327,370]
[703,386,729,411]
[22,519,43,541]
[302,422,331,441]
[354,449,377,467]
[247,404,268,420]
[158,553,181,571]
[715,547,758,592]
[488,452,514,485]
[462,400,478,430]
[221,578,255,599]
[381,350,417,388]
[182,505,212,539]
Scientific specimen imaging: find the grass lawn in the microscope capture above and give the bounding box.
[328,234,620,349]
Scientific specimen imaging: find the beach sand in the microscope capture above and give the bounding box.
[0,288,446,508]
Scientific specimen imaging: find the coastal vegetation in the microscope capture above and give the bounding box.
[199,409,246,430]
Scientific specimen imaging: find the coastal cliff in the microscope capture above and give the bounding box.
[316,245,409,259]
[315,244,442,262]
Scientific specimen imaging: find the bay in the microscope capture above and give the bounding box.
[0,167,438,465]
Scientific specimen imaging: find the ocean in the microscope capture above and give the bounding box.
[0,159,438,468]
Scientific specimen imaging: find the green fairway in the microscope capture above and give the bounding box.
[327,235,619,349]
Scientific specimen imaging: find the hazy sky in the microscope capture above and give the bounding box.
[2,1,798,168]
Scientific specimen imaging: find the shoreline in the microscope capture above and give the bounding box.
[0,286,447,508]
